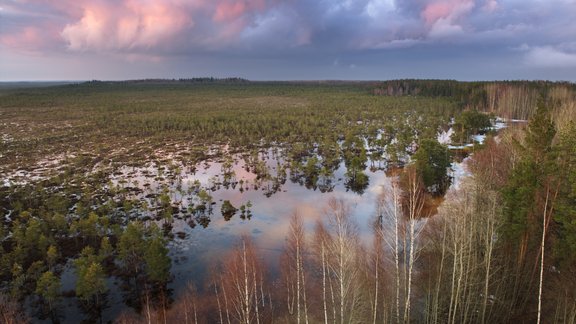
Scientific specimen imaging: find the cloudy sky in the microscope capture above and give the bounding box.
[1,0,576,81]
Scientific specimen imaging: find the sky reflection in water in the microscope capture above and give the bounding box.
[164,157,393,294]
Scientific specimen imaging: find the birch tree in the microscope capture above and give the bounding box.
[400,167,428,323]
[281,212,309,324]
[322,198,366,323]
[220,236,268,324]
[377,179,403,323]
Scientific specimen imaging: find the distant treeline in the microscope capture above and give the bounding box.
[81,78,383,90]
[373,79,576,119]
[78,78,576,120]
[85,77,249,84]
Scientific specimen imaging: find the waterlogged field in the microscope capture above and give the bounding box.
[0,80,519,322]
[50,153,404,321]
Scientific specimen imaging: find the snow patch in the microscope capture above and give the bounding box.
[472,134,486,144]
[450,157,471,190]
[448,144,474,150]
[437,127,454,144]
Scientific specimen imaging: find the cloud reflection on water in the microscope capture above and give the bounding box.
[164,157,394,293]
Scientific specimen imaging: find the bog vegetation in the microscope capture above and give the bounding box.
[0,79,575,323]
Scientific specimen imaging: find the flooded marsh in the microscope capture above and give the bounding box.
[2,80,556,323]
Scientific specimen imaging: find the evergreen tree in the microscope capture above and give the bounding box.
[74,246,108,322]
[451,110,492,144]
[502,101,556,253]
[76,262,107,302]
[118,222,146,279]
[411,139,451,194]
[46,245,58,271]
[144,226,171,284]
[36,271,61,320]
[553,121,576,267]
[99,237,113,263]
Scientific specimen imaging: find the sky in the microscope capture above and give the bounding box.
[1,0,576,81]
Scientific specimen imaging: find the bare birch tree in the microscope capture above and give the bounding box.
[313,221,333,324]
[281,212,309,324]
[421,175,505,324]
[219,236,268,324]
[401,168,428,323]
[377,179,403,323]
[312,199,366,323]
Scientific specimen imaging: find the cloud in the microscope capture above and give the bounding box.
[3,0,573,55]
[428,18,466,38]
[422,2,453,25]
[483,0,499,12]
[1,26,47,52]
[418,0,474,41]
[240,7,312,49]
[213,0,266,22]
[0,23,63,54]
[3,0,281,55]
[524,46,576,68]
[2,0,576,82]
[60,0,193,51]
[364,0,396,18]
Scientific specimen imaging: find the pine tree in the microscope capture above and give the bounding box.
[36,271,61,320]
[144,226,171,284]
[412,139,451,194]
[118,221,147,279]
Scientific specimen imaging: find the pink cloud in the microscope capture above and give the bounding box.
[422,2,454,25]
[1,27,42,49]
[51,0,276,53]
[61,0,193,51]
[214,1,247,22]
[213,0,266,22]
[0,0,278,55]
[419,0,475,41]
[421,0,474,26]
[483,0,499,12]
[0,25,62,54]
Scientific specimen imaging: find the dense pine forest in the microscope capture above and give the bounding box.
[0,79,575,323]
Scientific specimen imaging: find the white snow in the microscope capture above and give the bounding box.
[493,120,507,131]
[437,128,454,144]
[472,134,486,144]
[450,157,471,190]
[448,144,474,150]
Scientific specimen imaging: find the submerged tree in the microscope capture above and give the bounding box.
[35,270,61,322]
[118,222,147,281]
[221,200,238,221]
[75,247,108,323]
[144,225,171,285]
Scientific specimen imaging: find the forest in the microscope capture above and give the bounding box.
[0,79,575,323]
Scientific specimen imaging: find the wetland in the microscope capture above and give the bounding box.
[1,79,575,323]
